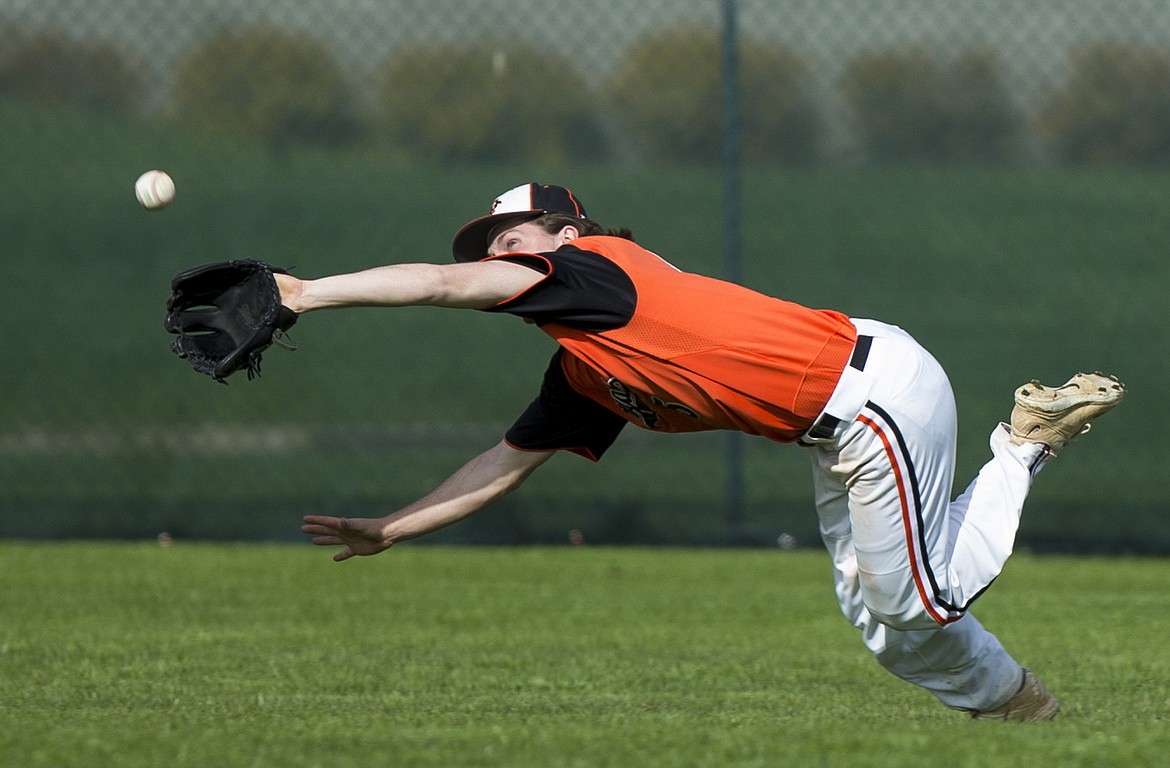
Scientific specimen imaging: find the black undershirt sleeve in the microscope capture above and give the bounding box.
[491,242,634,459]
[485,244,636,331]
[505,351,627,461]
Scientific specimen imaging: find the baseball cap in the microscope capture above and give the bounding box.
[451,183,588,262]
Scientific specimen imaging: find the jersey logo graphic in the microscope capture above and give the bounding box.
[605,378,701,428]
[653,396,700,420]
[606,378,660,428]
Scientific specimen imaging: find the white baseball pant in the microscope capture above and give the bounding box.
[803,318,1049,711]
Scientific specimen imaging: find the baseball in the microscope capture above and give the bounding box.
[134,170,175,210]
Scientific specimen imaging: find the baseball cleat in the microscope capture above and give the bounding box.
[970,668,1061,722]
[1009,371,1125,453]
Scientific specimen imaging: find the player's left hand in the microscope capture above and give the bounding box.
[165,259,298,382]
[273,272,305,313]
[301,515,393,562]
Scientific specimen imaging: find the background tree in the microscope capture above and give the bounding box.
[172,26,359,146]
[605,26,820,165]
[378,44,608,164]
[1037,44,1170,165]
[0,29,143,111]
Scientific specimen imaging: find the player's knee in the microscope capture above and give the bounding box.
[859,570,944,632]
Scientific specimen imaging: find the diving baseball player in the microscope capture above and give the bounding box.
[281,183,1124,720]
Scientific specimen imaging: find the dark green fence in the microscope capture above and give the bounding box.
[2,1,1168,551]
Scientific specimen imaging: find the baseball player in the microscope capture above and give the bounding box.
[283,182,1124,720]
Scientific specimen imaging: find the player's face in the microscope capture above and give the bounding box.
[487,220,576,256]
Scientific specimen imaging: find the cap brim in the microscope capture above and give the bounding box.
[451,211,545,263]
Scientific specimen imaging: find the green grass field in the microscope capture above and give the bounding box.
[2,542,1167,767]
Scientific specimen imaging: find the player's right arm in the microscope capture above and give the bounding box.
[275,260,543,313]
[301,440,554,561]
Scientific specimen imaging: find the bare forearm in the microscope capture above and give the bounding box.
[293,264,455,311]
[380,442,552,544]
[279,261,541,313]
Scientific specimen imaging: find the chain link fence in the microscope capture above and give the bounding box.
[2,1,1168,550]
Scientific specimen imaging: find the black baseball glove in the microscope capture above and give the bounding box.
[164,259,298,382]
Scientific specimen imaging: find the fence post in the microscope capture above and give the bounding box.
[720,0,745,539]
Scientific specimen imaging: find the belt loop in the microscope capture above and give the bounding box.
[805,414,841,441]
[850,335,873,371]
[800,334,876,445]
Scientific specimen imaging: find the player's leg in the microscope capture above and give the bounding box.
[943,423,1049,601]
[831,321,1053,626]
[808,320,1031,709]
[811,447,1024,712]
[830,323,969,630]
[871,613,1026,712]
[947,371,1124,588]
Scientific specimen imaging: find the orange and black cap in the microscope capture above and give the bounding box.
[452,183,587,262]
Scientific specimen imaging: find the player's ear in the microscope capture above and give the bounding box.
[557,225,580,245]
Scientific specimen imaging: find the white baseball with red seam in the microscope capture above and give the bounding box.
[134,170,175,210]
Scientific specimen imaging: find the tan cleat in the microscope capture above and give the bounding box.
[971,669,1061,722]
[1009,371,1125,453]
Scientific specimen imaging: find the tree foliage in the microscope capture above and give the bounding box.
[842,48,1020,163]
[1037,44,1170,165]
[605,27,820,165]
[378,44,608,163]
[172,26,359,146]
[0,30,143,111]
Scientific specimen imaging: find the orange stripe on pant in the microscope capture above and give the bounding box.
[857,412,958,627]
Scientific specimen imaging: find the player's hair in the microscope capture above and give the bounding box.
[533,213,635,242]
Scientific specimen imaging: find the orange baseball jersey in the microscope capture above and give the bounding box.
[487,236,857,459]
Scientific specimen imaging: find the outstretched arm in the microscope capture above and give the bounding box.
[276,260,543,313]
[301,440,554,561]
